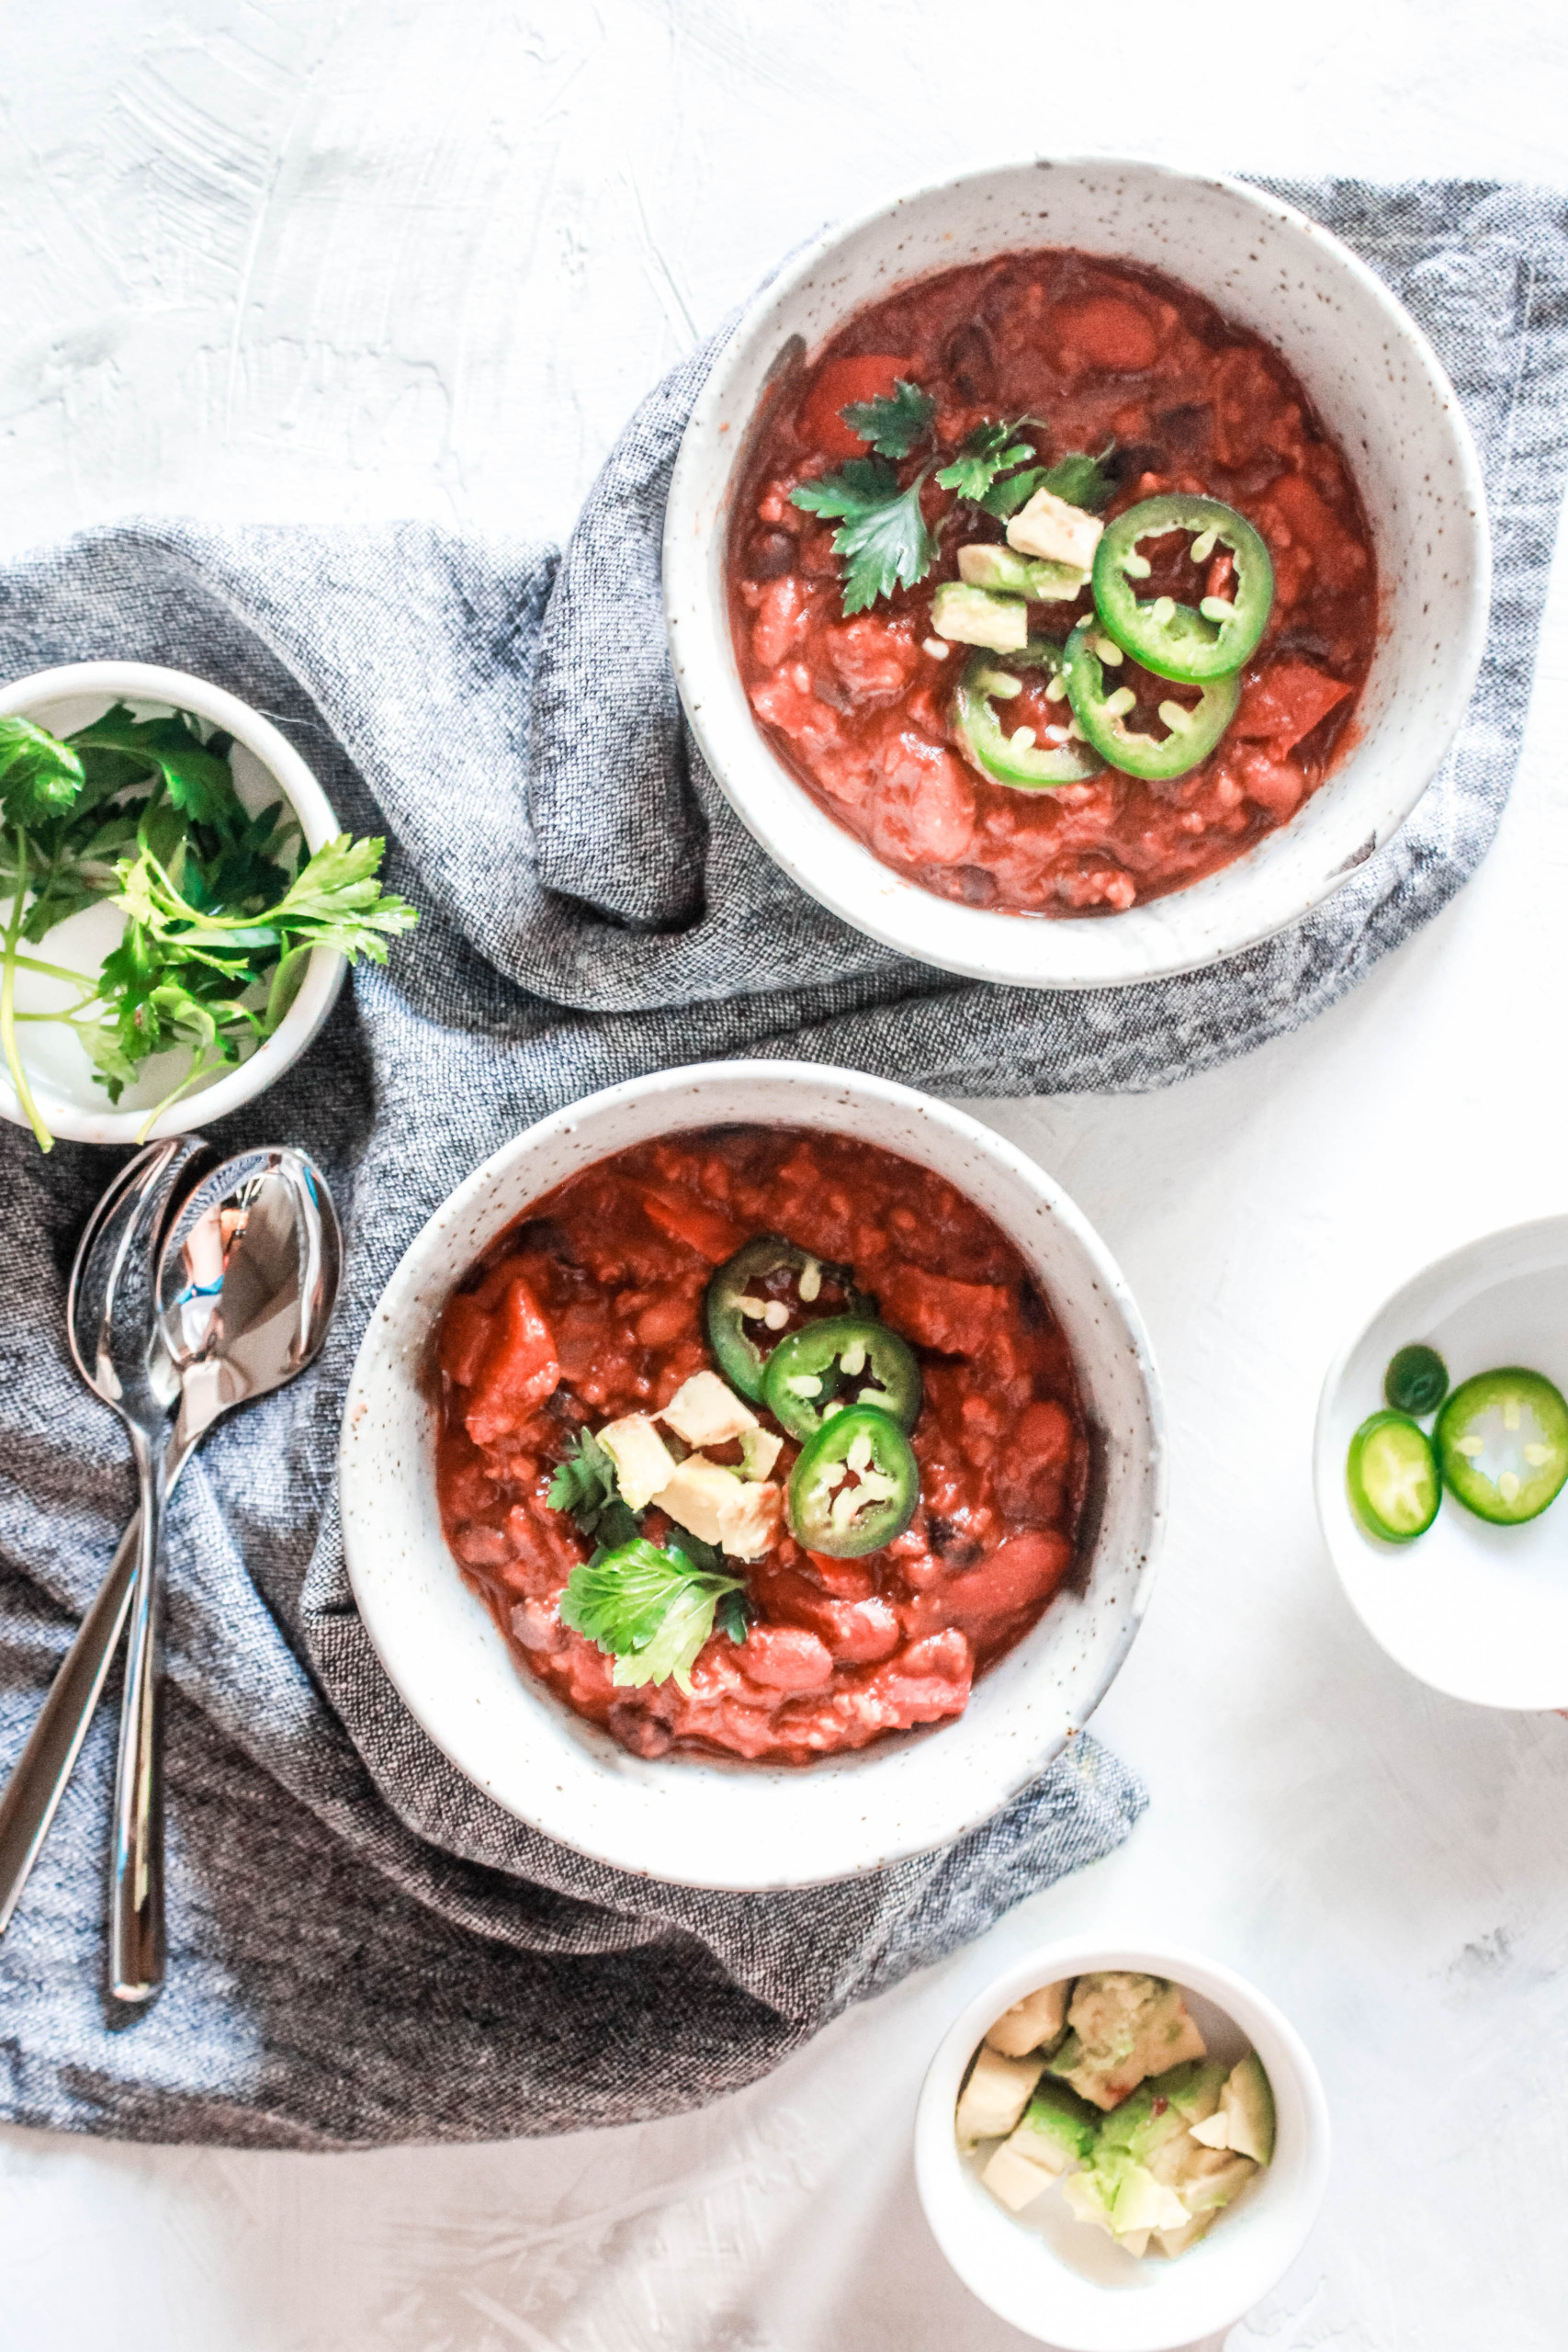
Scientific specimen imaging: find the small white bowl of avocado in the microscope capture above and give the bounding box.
[915,1941,1330,2352]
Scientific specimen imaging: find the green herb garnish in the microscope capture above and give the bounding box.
[0,703,418,1151]
[937,417,1043,514]
[547,1429,641,1555]
[558,1537,750,1691]
[840,378,936,459]
[1040,446,1118,514]
[790,458,938,616]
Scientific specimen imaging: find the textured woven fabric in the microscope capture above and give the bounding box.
[0,179,1563,2149]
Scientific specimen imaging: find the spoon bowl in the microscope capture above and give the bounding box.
[0,1141,342,1975]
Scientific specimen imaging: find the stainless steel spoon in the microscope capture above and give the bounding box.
[0,1136,209,1940]
[0,1144,341,1987]
[109,1144,342,2002]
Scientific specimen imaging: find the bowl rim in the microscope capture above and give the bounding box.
[0,657,345,1144]
[337,1057,1168,1887]
[914,1934,1333,2351]
[1312,1210,1568,1708]
[663,151,1492,992]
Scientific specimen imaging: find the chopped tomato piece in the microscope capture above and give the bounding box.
[640,1189,744,1266]
[465,1276,560,1445]
[1056,297,1160,372]
[891,1263,1010,1356]
[1235,662,1351,753]
[798,356,915,457]
[438,1293,494,1389]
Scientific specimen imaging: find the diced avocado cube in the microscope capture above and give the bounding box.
[1152,2210,1218,2260]
[984,1978,1070,2058]
[931,582,1030,652]
[1051,1973,1207,2110]
[1179,2150,1258,2215]
[1099,2062,1224,2172]
[1006,484,1104,570]
[956,543,1088,601]
[954,2044,1045,2145]
[1161,2059,1228,2123]
[980,2141,1058,2214]
[1010,2077,1100,2174]
[1061,2165,1117,2236]
[1187,2109,1232,2150]
[1221,2052,1277,2165]
[1095,2151,1190,2239]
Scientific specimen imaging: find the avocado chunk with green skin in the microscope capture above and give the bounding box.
[956,542,1088,601]
[1050,1973,1207,2110]
[931,582,1029,652]
[1085,2150,1190,2241]
[1014,2076,1100,2170]
[1099,2061,1227,2170]
[979,2073,1100,2212]
[1220,2052,1276,2165]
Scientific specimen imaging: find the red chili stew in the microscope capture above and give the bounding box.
[729,248,1377,916]
[434,1125,1089,1765]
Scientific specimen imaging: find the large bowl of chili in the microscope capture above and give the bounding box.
[663,157,1489,989]
[338,1062,1165,1889]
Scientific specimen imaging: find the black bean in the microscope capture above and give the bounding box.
[1156,402,1212,455]
[944,322,997,404]
[749,529,795,581]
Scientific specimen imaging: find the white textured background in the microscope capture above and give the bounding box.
[3,5,1568,2348]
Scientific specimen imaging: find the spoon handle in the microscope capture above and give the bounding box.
[109,1429,171,2002]
[0,1438,191,1940]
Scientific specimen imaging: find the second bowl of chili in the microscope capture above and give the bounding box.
[338,1062,1165,1889]
[664,157,1488,990]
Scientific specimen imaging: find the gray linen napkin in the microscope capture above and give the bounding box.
[0,180,1563,2150]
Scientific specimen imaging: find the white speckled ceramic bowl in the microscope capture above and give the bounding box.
[1314,1216,1568,1708]
[0,661,344,1145]
[338,1062,1165,1889]
[915,1939,1331,2352]
[664,157,1489,989]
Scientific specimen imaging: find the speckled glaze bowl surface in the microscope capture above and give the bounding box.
[338,1062,1166,1889]
[0,660,344,1144]
[915,1938,1331,2351]
[663,157,1490,991]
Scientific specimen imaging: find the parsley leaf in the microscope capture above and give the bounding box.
[558,1537,749,1692]
[0,703,419,1148]
[936,417,1040,504]
[547,1427,620,1520]
[978,465,1047,521]
[0,717,85,829]
[68,703,245,827]
[791,458,938,616]
[547,1427,643,1556]
[716,1588,755,1646]
[840,377,936,460]
[1040,447,1118,513]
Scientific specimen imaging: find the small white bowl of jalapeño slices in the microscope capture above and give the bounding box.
[1314,1216,1568,1708]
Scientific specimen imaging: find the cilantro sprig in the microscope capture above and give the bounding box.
[559,1537,750,1692]
[0,702,417,1150]
[791,458,938,616]
[839,378,936,459]
[1040,446,1118,514]
[936,417,1048,518]
[547,1429,641,1555]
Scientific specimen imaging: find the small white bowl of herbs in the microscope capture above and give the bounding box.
[0,661,417,1150]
